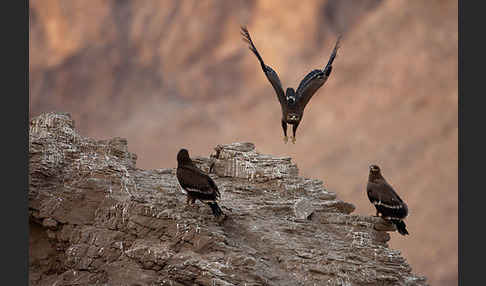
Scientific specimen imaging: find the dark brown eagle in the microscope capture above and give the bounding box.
[241,26,341,144]
[367,165,409,235]
[176,149,224,218]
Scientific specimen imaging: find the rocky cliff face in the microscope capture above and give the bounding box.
[29,112,427,286]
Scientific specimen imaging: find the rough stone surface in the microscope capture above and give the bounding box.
[29,112,428,286]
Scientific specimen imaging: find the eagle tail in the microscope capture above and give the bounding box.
[392,219,409,235]
[207,202,223,217]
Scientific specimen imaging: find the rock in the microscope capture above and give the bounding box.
[29,112,428,286]
[293,198,315,220]
[41,218,58,230]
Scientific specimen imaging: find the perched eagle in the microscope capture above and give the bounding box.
[241,26,341,144]
[176,149,224,218]
[367,165,409,235]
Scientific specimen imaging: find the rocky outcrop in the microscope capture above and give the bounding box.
[29,112,427,286]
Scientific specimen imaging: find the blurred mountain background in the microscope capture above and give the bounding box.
[29,0,458,285]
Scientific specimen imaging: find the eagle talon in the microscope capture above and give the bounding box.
[283,136,288,144]
[291,136,296,144]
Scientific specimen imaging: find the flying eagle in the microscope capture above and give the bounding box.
[241,26,341,144]
[367,165,409,235]
[176,149,224,218]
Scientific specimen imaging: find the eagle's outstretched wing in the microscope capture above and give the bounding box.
[296,35,341,110]
[241,26,286,106]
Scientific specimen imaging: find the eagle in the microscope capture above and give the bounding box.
[241,26,341,144]
[176,148,224,218]
[367,165,409,235]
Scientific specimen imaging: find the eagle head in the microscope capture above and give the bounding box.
[368,164,383,181]
[177,148,191,164]
[285,88,297,106]
[369,164,381,173]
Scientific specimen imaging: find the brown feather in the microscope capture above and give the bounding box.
[367,165,409,235]
[176,149,221,202]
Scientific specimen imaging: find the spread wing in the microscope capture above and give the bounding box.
[296,35,341,110]
[177,165,220,198]
[241,26,286,106]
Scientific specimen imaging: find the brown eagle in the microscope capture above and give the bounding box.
[176,149,224,218]
[367,165,409,235]
[241,26,341,144]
